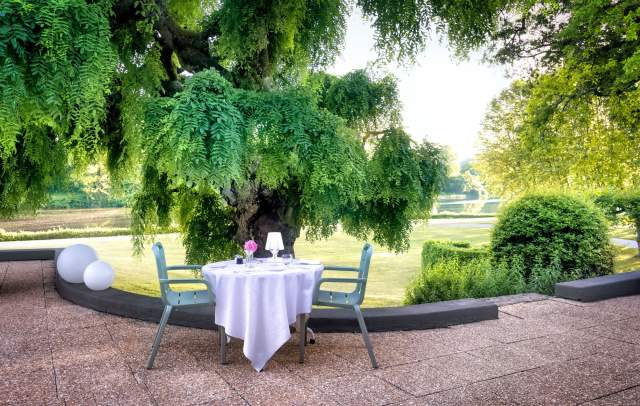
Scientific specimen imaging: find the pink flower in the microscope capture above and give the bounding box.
[244,240,258,253]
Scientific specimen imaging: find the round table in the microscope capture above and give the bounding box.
[202,259,324,371]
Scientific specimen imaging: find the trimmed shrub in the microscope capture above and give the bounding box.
[404,256,527,304]
[405,194,616,304]
[421,240,490,270]
[491,194,614,282]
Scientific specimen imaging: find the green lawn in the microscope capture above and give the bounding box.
[614,246,640,273]
[1,216,637,307]
[0,207,130,231]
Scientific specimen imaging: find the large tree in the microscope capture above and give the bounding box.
[1,0,505,260]
[477,80,640,196]
[477,0,640,195]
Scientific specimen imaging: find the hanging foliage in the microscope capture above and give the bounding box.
[2,0,467,260]
[0,0,116,159]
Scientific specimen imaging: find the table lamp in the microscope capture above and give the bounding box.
[265,232,284,260]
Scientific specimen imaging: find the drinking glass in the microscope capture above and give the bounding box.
[244,250,255,268]
[282,253,293,265]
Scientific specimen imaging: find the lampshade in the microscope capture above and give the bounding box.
[265,232,284,251]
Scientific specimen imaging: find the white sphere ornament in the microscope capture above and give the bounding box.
[56,244,98,283]
[83,260,114,291]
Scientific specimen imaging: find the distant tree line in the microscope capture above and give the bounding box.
[441,158,487,200]
[47,164,136,209]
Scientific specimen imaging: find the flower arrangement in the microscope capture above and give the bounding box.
[244,240,258,253]
[243,240,258,267]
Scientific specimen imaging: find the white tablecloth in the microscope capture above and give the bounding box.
[202,259,323,371]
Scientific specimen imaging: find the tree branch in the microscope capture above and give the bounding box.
[111,0,228,80]
[155,4,226,75]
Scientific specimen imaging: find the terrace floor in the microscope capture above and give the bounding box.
[2,260,640,405]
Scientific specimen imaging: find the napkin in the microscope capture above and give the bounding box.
[259,262,286,270]
[295,259,321,265]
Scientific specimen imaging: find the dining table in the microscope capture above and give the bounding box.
[202,258,324,371]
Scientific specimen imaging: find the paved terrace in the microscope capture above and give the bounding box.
[1,261,640,405]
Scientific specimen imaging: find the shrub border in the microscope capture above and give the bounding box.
[3,248,499,332]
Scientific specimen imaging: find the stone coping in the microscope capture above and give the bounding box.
[555,270,640,302]
[54,276,499,332]
[0,248,62,262]
[2,248,498,332]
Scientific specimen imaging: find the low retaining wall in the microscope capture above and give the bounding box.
[55,276,499,332]
[0,248,61,262]
[3,248,499,332]
[555,270,640,302]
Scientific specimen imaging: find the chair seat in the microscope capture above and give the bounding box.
[314,289,360,307]
[166,289,212,307]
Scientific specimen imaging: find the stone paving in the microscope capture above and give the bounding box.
[1,260,640,405]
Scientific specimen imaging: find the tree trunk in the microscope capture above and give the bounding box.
[226,181,301,258]
[248,201,300,258]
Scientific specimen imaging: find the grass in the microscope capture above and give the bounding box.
[614,246,640,273]
[0,208,130,231]
[1,214,637,307]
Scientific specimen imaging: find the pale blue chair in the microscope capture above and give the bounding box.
[312,243,378,368]
[146,242,216,369]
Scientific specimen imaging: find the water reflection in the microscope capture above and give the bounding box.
[434,198,501,214]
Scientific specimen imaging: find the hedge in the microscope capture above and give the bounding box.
[421,240,489,270]
[0,226,179,242]
[404,256,527,304]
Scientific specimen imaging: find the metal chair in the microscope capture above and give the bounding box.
[312,243,378,368]
[146,241,217,369]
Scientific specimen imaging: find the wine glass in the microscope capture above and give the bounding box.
[282,253,293,265]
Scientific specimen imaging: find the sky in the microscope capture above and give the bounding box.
[329,10,511,162]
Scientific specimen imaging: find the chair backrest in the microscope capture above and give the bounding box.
[355,243,373,302]
[152,242,170,302]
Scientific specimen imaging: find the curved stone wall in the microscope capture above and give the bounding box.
[2,248,499,332]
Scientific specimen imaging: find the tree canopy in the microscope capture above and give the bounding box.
[131,67,449,261]
[478,80,640,196]
[477,0,640,195]
[595,190,640,256]
[2,0,486,260]
[7,0,633,259]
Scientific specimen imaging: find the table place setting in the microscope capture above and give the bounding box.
[201,232,324,371]
[208,258,322,272]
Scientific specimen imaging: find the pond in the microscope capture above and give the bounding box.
[435,198,502,214]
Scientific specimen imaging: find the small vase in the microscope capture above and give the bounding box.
[245,250,255,268]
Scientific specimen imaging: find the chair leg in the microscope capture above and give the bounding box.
[354,305,378,369]
[297,314,306,363]
[147,305,172,369]
[306,327,316,344]
[303,318,308,346]
[218,325,227,365]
